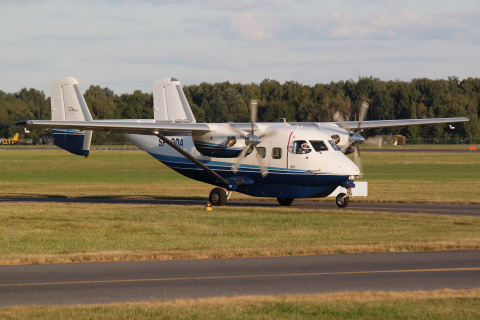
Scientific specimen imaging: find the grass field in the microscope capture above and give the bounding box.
[1,203,479,265]
[1,148,479,264]
[1,147,479,316]
[0,148,479,203]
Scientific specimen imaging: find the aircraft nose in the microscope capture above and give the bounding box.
[336,154,361,176]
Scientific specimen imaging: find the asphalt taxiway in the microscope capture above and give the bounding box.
[1,197,479,217]
[0,250,479,306]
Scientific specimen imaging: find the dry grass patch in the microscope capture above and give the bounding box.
[0,289,479,319]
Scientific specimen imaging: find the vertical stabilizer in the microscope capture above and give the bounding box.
[51,77,93,157]
[153,78,196,123]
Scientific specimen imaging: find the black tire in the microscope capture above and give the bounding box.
[209,188,227,206]
[335,193,349,208]
[277,197,294,206]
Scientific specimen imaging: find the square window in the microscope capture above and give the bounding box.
[256,147,266,158]
[272,147,282,159]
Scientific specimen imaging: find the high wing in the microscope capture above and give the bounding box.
[14,119,212,136]
[288,117,469,131]
[15,117,469,135]
[336,117,470,130]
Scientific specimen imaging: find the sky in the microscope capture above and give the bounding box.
[1,0,479,95]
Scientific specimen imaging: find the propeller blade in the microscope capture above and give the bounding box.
[257,126,277,139]
[358,101,369,130]
[254,146,269,177]
[232,145,252,173]
[333,111,349,132]
[364,136,383,147]
[353,144,363,176]
[250,100,258,133]
[228,124,250,139]
[334,111,353,152]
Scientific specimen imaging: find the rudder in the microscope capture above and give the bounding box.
[50,77,93,157]
[153,78,196,123]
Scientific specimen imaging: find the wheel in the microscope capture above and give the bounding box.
[335,193,349,208]
[209,188,227,206]
[277,197,294,206]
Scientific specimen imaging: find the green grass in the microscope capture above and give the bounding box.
[1,290,479,319]
[0,149,208,199]
[1,148,479,203]
[1,203,479,264]
[356,151,480,203]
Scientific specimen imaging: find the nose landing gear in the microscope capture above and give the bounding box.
[335,187,352,208]
[335,193,349,208]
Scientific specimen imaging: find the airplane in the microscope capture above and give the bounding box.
[14,77,469,208]
[1,133,20,145]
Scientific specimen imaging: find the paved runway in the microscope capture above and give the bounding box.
[1,197,479,217]
[0,250,479,306]
[363,148,476,153]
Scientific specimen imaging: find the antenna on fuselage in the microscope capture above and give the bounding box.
[278,118,288,126]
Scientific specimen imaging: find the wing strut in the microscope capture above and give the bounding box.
[154,131,231,189]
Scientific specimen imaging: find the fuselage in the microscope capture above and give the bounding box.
[122,123,360,199]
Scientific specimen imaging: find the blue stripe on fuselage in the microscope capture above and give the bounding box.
[148,152,348,199]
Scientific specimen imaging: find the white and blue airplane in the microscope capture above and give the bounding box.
[15,77,469,207]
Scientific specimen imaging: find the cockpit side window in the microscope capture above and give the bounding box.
[328,140,340,151]
[310,140,329,152]
[291,140,312,154]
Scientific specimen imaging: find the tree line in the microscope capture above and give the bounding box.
[1,76,479,144]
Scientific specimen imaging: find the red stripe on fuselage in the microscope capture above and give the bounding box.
[286,131,293,169]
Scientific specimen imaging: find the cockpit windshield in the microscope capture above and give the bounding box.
[310,140,329,152]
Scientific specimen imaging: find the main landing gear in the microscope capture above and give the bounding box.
[209,188,228,206]
[277,197,294,206]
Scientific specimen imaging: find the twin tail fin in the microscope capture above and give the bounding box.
[50,77,93,157]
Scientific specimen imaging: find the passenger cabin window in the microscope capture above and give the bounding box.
[272,147,282,159]
[310,140,329,152]
[256,147,266,158]
[291,140,311,154]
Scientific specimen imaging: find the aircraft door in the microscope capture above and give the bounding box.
[288,140,312,170]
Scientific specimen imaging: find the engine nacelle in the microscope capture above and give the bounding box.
[192,125,246,158]
[317,123,364,154]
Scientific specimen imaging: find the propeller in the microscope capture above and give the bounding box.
[333,101,369,175]
[230,100,272,177]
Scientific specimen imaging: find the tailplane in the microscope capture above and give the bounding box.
[50,77,93,157]
[12,133,19,141]
[153,78,196,123]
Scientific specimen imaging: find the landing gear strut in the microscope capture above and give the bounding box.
[209,188,227,206]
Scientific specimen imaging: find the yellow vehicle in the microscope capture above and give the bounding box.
[1,133,19,145]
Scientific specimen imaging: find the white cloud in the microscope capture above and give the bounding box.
[227,13,276,40]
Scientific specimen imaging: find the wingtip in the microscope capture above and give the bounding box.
[13,120,28,126]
